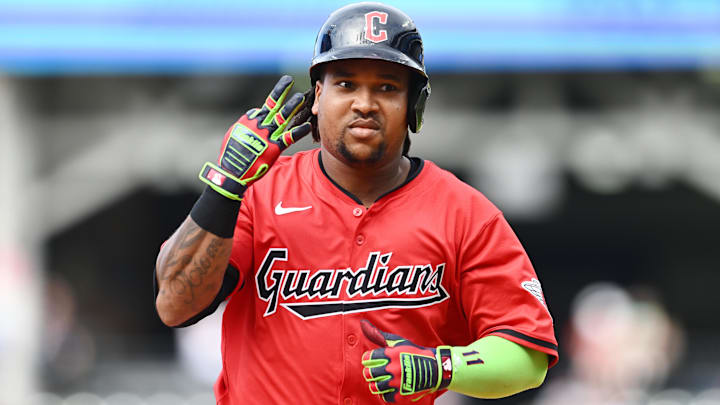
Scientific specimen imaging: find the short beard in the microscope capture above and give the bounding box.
[337,136,386,166]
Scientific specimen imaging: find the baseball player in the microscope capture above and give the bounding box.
[154,2,558,404]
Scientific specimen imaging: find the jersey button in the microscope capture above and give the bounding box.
[353,207,363,217]
[356,234,365,245]
[343,397,353,405]
[347,333,357,346]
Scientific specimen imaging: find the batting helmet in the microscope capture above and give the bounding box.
[310,2,430,133]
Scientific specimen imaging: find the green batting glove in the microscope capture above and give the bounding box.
[199,75,311,201]
[361,320,454,403]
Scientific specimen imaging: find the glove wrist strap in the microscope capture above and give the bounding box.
[437,346,453,391]
[199,162,248,201]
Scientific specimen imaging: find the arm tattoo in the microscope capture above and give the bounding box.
[157,220,232,313]
[162,221,201,269]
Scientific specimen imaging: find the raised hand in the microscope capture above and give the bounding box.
[199,75,312,200]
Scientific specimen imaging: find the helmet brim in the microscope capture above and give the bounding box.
[310,46,427,81]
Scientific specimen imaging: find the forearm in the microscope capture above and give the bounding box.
[448,336,548,399]
[155,217,233,326]
[154,77,309,326]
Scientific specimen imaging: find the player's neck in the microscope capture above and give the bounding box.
[320,150,410,208]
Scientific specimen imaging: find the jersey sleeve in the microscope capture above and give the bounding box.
[458,213,558,367]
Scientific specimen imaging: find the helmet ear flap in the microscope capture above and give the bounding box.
[408,81,430,133]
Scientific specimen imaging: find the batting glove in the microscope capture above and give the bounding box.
[199,75,311,201]
[361,320,453,403]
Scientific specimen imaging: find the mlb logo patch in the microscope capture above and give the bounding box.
[521,278,546,306]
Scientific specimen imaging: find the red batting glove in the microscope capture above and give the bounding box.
[361,320,453,403]
[199,75,311,200]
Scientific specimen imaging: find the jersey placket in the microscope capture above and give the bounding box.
[339,203,371,405]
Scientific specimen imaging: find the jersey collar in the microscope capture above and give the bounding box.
[316,151,425,206]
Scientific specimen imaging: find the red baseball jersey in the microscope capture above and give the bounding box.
[213,148,557,404]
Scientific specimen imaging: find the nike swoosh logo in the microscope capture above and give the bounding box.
[274,202,312,215]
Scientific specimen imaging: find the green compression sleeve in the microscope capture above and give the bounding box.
[447,335,548,399]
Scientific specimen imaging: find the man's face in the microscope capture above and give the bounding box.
[312,59,410,167]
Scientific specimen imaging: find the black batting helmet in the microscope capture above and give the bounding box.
[310,2,430,133]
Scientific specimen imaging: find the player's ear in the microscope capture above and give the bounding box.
[312,80,322,115]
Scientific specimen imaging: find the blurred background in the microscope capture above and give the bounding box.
[1,0,720,404]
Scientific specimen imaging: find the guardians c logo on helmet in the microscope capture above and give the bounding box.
[365,11,389,43]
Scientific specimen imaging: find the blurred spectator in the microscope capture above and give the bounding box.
[41,275,97,391]
[534,282,685,405]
